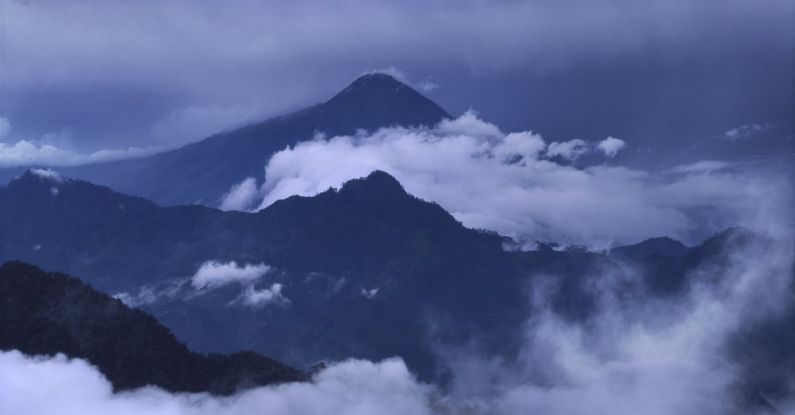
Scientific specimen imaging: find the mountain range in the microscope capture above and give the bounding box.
[1,166,793,410]
[0,73,450,207]
[0,73,793,412]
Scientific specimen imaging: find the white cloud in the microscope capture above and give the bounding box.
[222,112,781,247]
[191,261,271,290]
[724,123,772,140]
[219,177,259,211]
[546,139,589,161]
[436,110,502,138]
[235,283,290,307]
[29,168,64,182]
[667,160,732,174]
[0,140,162,168]
[0,117,165,168]
[596,136,625,158]
[0,351,437,415]
[443,226,795,414]
[361,288,380,299]
[114,261,283,308]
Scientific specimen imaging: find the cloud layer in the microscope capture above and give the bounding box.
[0,352,436,415]
[224,112,784,247]
[0,118,162,167]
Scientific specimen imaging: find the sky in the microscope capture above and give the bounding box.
[2,2,795,412]
[1,0,793,156]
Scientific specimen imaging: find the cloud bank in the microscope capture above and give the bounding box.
[0,118,163,167]
[223,112,783,247]
[0,352,436,415]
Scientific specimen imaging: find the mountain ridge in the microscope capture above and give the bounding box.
[35,74,450,207]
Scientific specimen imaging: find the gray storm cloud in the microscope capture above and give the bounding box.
[223,112,783,248]
[1,0,792,149]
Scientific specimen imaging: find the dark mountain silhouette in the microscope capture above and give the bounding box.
[0,261,305,394]
[33,73,450,206]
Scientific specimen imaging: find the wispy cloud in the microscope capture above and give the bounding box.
[190,260,271,290]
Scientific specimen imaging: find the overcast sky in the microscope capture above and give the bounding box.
[0,0,793,154]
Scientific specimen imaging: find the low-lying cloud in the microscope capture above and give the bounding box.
[0,352,436,415]
[0,118,162,167]
[223,112,784,247]
[116,261,287,308]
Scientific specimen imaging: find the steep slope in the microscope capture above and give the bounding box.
[56,73,450,206]
[0,261,305,394]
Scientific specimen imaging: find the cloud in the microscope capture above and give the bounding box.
[223,112,783,247]
[0,140,163,168]
[4,226,794,414]
[667,160,733,174]
[190,261,271,290]
[4,0,790,150]
[0,118,10,140]
[28,168,64,182]
[366,68,440,93]
[441,225,795,414]
[0,118,163,167]
[596,136,625,158]
[0,351,437,415]
[546,139,590,161]
[234,283,290,307]
[724,124,773,140]
[115,261,286,308]
[219,177,259,211]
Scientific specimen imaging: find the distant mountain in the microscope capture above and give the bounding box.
[0,261,305,394]
[31,73,450,206]
[1,168,793,410]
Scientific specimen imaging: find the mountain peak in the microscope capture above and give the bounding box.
[338,170,407,198]
[317,73,451,132]
[340,73,410,95]
[15,168,68,184]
